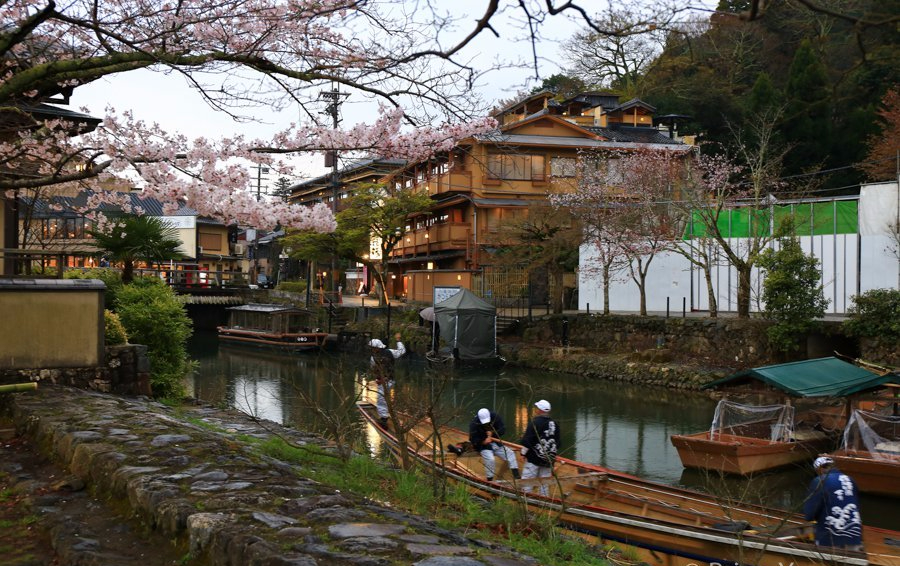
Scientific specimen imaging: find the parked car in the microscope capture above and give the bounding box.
[256,274,275,289]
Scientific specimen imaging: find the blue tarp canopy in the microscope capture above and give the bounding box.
[703,357,896,398]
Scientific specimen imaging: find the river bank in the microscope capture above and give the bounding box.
[0,385,546,566]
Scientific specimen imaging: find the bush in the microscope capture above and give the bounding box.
[104,310,128,345]
[65,268,124,309]
[115,278,193,398]
[277,280,308,294]
[844,289,900,340]
[758,238,828,352]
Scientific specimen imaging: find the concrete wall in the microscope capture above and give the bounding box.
[0,278,104,369]
[579,182,900,315]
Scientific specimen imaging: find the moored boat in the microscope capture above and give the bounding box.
[358,401,900,566]
[671,399,834,475]
[672,357,893,476]
[217,303,328,351]
[827,407,900,498]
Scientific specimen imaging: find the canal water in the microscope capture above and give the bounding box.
[186,332,898,530]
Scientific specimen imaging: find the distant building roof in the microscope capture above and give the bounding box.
[587,126,684,145]
[0,102,101,133]
[289,157,407,191]
[603,98,657,114]
[474,132,688,150]
[25,190,205,220]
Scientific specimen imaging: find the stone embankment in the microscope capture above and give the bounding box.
[2,385,538,566]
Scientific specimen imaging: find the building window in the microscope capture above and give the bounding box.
[199,232,222,251]
[550,157,578,178]
[486,152,546,181]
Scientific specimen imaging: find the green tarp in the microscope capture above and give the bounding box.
[434,289,497,360]
[684,200,858,239]
[703,357,894,397]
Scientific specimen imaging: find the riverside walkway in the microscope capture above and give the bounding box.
[1,385,539,566]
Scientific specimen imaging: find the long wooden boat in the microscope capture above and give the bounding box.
[217,303,328,352]
[826,408,900,498]
[358,401,900,566]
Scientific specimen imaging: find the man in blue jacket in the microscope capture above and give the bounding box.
[803,456,864,551]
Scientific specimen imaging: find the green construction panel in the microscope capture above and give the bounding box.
[835,200,858,234]
[681,200,858,240]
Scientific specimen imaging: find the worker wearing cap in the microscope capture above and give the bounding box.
[368,334,405,427]
[452,408,520,482]
[519,399,560,496]
[803,456,864,551]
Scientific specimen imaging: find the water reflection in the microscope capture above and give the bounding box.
[186,332,898,529]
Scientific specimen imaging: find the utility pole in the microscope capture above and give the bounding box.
[319,85,349,304]
[250,164,269,282]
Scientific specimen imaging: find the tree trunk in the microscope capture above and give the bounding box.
[122,259,135,284]
[737,266,752,318]
[704,266,718,318]
[602,265,611,314]
[638,277,648,316]
[371,261,389,306]
[550,266,564,314]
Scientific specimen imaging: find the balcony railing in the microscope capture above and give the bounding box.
[392,222,471,256]
[421,171,472,195]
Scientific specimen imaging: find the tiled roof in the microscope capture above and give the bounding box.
[587,126,682,145]
[289,157,407,190]
[24,190,201,219]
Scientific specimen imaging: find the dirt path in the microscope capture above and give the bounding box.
[0,427,186,566]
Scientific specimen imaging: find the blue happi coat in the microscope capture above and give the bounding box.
[803,468,863,548]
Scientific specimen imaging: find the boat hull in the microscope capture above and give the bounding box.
[357,402,897,566]
[829,449,900,497]
[216,327,328,352]
[671,431,834,475]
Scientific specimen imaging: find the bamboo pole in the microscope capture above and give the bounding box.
[0,382,38,393]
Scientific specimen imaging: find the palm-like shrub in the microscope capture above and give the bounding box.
[88,215,182,283]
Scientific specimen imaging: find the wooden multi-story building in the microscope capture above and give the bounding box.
[386,91,691,302]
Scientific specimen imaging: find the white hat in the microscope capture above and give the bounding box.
[813,456,833,469]
[535,400,551,412]
[477,408,491,424]
[368,338,385,348]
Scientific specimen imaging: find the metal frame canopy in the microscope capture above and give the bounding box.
[703,357,896,398]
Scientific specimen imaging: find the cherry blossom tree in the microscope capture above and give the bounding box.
[552,155,631,315]
[669,152,745,318]
[3,0,700,236]
[555,148,686,316]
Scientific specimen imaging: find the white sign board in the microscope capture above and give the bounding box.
[159,215,196,229]
[433,286,461,305]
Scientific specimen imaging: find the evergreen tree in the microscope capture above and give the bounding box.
[746,72,780,115]
[272,177,293,202]
[782,40,832,175]
[758,237,829,352]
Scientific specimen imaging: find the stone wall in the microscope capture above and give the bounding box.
[0,344,151,396]
[518,314,853,368]
[499,314,861,391]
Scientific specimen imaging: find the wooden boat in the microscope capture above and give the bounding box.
[827,407,900,498]
[217,303,328,351]
[670,400,834,475]
[358,401,900,566]
[672,357,894,476]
